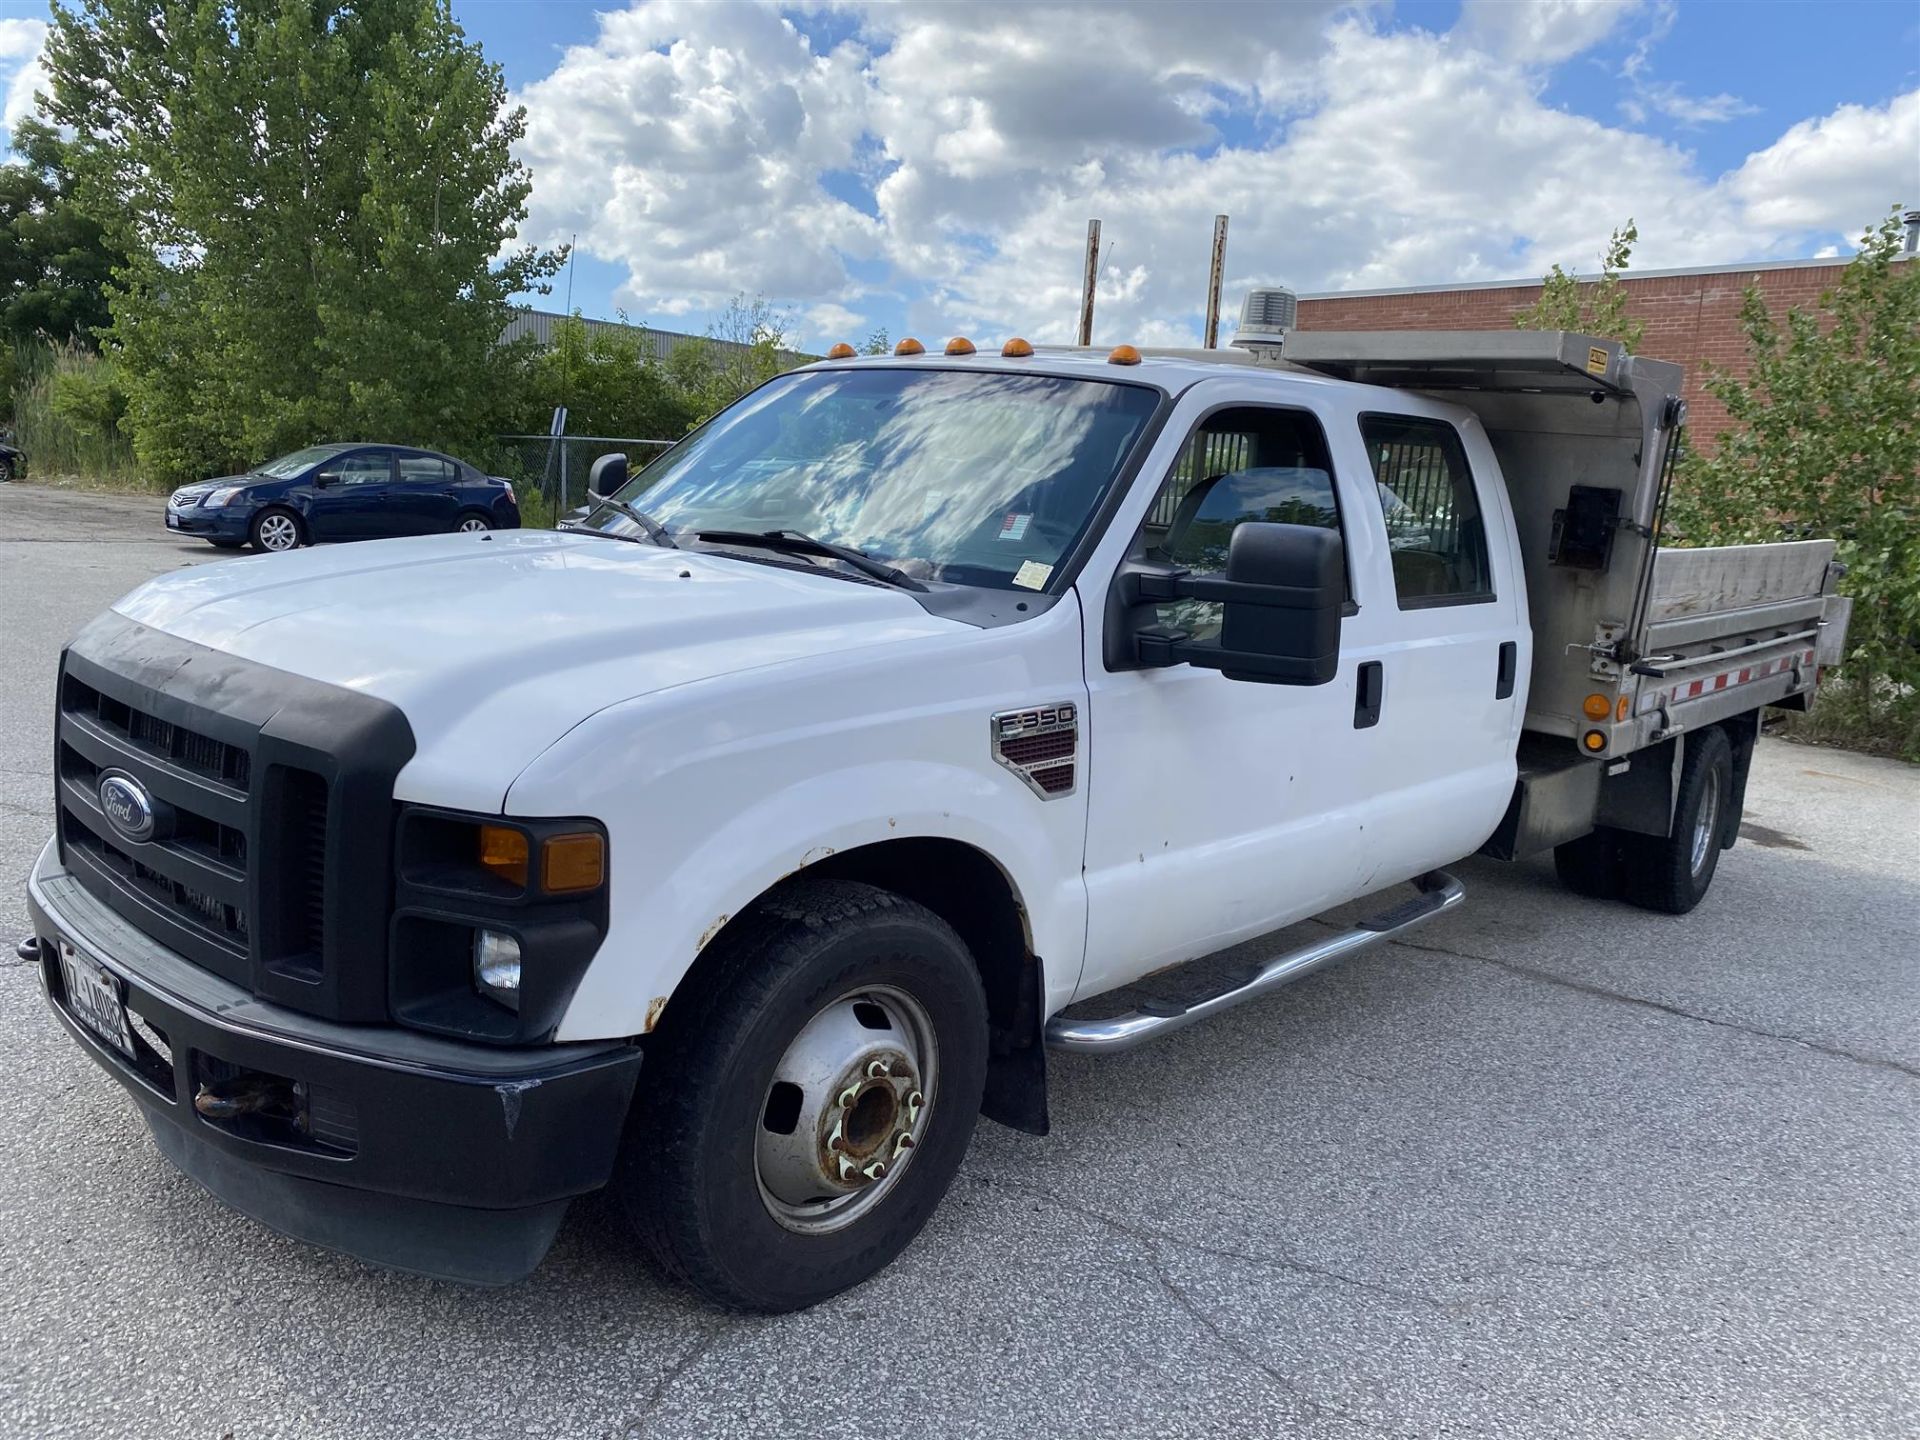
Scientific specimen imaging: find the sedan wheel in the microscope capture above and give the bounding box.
[457,514,491,533]
[0,457,13,482]
[251,511,301,552]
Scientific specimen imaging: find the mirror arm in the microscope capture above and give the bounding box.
[1130,565,1335,610]
[1134,626,1333,685]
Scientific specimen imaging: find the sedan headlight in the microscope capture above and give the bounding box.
[204,485,249,507]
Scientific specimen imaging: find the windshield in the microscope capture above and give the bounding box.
[584,368,1161,590]
[254,446,345,479]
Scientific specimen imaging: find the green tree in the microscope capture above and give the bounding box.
[515,315,697,440]
[1514,219,1645,352]
[43,0,561,482]
[1667,210,1920,752]
[660,294,804,425]
[0,119,128,351]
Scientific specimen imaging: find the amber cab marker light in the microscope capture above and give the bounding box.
[541,833,606,894]
[945,336,976,356]
[477,824,530,888]
[1108,344,1142,365]
[1002,337,1034,357]
[1582,730,1607,752]
[826,342,856,360]
[1581,693,1612,720]
[1616,694,1631,722]
[894,337,926,356]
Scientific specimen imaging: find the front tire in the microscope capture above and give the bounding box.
[249,508,303,553]
[0,457,13,482]
[616,879,988,1312]
[1619,726,1733,915]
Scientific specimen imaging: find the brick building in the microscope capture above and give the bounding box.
[1294,257,1858,450]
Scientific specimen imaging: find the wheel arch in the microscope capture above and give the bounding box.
[669,837,1051,1136]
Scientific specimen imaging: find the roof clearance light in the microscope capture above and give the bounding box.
[894,337,925,356]
[826,342,856,360]
[1108,345,1142,366]
[1002,337,1034,357]
[945,336,976,356]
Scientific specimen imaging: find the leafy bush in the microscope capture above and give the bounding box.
[9,343,143,484]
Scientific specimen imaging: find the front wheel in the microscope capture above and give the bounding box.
[249,508,303,552]
[0,457,14,482]
[616,880,988,1312]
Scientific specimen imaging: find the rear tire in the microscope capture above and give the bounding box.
[454,510,491,533]
[1619,726,1733,915]
[615,879,988,1313]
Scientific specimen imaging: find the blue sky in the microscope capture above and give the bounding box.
[3,0,1916,349]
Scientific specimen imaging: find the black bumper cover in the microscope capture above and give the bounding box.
[27,841,642,1284]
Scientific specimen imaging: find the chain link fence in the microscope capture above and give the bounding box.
[493,434,677,528]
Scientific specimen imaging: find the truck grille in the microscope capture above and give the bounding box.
[55,671,331,997]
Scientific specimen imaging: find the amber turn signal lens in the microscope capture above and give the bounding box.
[1582,729,1607,752]
[1001,337,1034,357]
[944,336,976,355]
[478,825,529,887]
[1582,693,1612,719]
[1616,694,1631,722]
[541,833,605,894]
[894,337,925,356]
[826,342,856,359]
[1107,344,1142,365]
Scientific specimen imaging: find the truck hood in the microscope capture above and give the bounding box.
[113,530,965,810]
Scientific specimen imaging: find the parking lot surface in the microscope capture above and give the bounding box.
[2,482,1916,1439]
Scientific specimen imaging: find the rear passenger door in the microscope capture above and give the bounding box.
[1343,409,1529,880]
[391,451,462,535]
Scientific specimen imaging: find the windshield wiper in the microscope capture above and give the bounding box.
[586,489,678,548]
[695,529,926,592]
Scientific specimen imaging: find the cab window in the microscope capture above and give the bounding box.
[397,452,455,484]
[1360,415,1493,607]
[1139,405,1346,641]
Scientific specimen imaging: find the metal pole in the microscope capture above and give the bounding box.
[1077,219,1101,346]
[1203,214,1229,348]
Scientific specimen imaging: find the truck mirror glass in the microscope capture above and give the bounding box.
[588,453,628,493]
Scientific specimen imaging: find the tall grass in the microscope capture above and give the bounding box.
[8,343,148,489]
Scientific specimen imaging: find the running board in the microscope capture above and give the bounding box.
[1044,870,1466,1055]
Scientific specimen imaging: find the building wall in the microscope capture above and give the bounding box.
[1294,262,1852,450]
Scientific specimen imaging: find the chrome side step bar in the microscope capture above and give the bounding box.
[1044,870,1466,1055]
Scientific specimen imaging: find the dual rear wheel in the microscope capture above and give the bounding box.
[1554,726,1734,915]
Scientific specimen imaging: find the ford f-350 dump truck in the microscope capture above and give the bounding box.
[25,325,1849,1311]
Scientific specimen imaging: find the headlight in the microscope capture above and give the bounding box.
[205,485,249,507]
[473,929,522,1008]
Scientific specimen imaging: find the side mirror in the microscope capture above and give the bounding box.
[312,471,338,488]
[588,453,628,494]
[1131,522,1343,685]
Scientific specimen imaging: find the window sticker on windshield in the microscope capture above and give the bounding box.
[1012,560,1052,590]
[998,513,1031,541]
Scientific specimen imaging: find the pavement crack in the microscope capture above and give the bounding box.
[1389,934,1920,1082]
[626,1322,726,1436]
[967,1169,1446,1308]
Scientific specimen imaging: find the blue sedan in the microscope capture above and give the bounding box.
[165,443,521,552]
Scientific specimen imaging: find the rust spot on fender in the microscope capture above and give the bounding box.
[697,914,730,952]
[644,996,670,1032]
[801,845,836,866]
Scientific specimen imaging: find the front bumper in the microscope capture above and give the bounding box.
[164,504,249,539]
[26,839,642,1284]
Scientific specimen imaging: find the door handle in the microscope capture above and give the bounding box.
[1354,660,1383,729]
[1496,641,1518,700]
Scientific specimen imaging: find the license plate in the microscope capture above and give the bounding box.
[166,513,180,529]
[58,942,137,1061]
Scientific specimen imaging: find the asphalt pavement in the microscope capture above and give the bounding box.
[1,481,1916,1439]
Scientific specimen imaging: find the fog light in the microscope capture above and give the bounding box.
[474,929,521,1007]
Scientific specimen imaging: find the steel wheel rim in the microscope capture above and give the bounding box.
[1690,780,1720,875]
[258,515,298,551]
[753,985,938,1235]
[458,516,488,532]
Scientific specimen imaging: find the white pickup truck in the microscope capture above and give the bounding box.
[26,321,1849,1311]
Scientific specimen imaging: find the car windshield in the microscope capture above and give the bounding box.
[583,368,1162,590]
[253,446,346,479]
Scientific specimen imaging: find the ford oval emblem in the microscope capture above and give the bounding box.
[98,772,157,844]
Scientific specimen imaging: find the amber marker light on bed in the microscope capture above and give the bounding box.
[1582,693,1612,719]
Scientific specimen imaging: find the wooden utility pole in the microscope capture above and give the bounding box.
[1204,214,1229,348]
[1077,220,1101,346]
